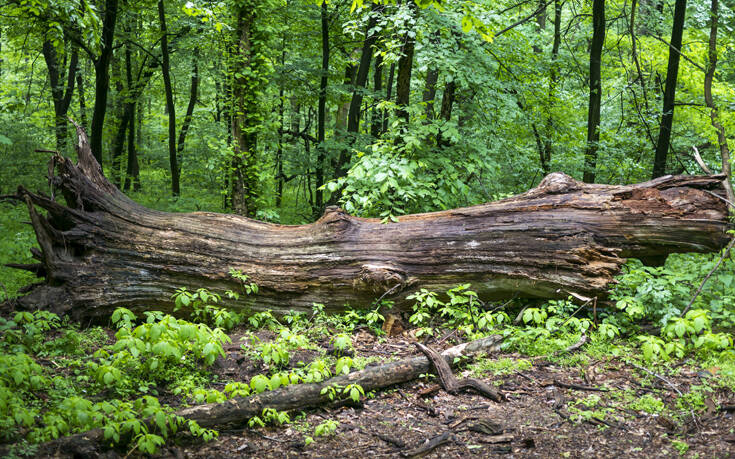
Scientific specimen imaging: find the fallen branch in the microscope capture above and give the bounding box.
[41,336,503,454]
[415,342,505,402]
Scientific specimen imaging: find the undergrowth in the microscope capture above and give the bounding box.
[1,248,735,455]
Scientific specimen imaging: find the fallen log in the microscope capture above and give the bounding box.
[37,335,503,454]
[6,123,731,320]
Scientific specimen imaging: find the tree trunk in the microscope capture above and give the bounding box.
[41,40,78,154]
[703,0,734,206]
[9,124,731,321]
[651,0,687,179]
[395,2,416,124]
[230,1,263,217]
[89,0,119,168]
[315,1,329,210]
[583,0,605,184]
[370,53,383,138]
[158,0,180,196]
[176,49,200,170]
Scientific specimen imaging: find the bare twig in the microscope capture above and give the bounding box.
[692,146,713,174]
[681,238,735,317]
[629,361,699,429]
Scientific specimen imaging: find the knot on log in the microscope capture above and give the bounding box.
[317,206,354,232]
[354,264,408,294]
[537,172,581,194]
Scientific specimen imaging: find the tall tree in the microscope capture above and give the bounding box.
[395,1,416,124]
[41,39,78,153]
[230,0,269,216]
[583,0,605,183]
[158,0,179,195]
[704,0,733,204]
[315,0,329,210]
[651,0,687,178]
[89,0,120,168]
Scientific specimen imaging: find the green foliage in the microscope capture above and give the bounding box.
[90,308,229,394]
[173,287,243,330]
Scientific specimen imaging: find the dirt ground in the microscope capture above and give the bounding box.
[142,332,735,459]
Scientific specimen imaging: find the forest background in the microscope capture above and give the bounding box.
[2,0,735,456]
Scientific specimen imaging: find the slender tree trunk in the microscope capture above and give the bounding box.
[583,0,605,183]
[41,40,78,153]
[382,63,395,134]
[276,49,285,208]
[89,0,119,168]
[110,56,126,187]
[176,49,200,171]
[346,4,379,135]
[704,0,734,205]
[158,0,179,195]
[651,0,687,179]
[436,80,456,147]
[540,0,561,174]
[370,53,383,138]
[76,67,87,129]
[395,2,416,124]
[315,1,329,210]
[422,67,438,121]
[123,101,140,192]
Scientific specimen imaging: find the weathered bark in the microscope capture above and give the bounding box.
[652,0,687,179]
[158,0,179,196]
[583,0,605,184]
[89,0,119,168]
[9,124,731,321]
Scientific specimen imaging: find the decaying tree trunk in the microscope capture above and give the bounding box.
[6,123,731,321]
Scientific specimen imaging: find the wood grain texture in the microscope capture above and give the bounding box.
[9,123,731,320]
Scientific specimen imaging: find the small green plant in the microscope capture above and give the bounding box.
[314,419,338,437]
[172,287,242,329]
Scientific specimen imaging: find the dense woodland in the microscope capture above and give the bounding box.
[2,0,735,457]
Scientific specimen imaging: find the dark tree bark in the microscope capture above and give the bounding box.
[583,0,605,184]
[540,0,562,174]
[703,0,733,205]
[158,0,180,195]
[89,0,119,168]
[334,4,380,180]
[8,124,731,321]
[436,80,455,147]
[316,1,329,210]
[395,2,416,124]
[651,0,687,179]
[346,4,379,135]
[76,68,87,129]
[422,68,438,121]
[175,49,200,170]
[41,40,78,153]
[381,62,395,134]
[370,53,383,138]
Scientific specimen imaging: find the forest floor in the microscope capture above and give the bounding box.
[148,329,735,458]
